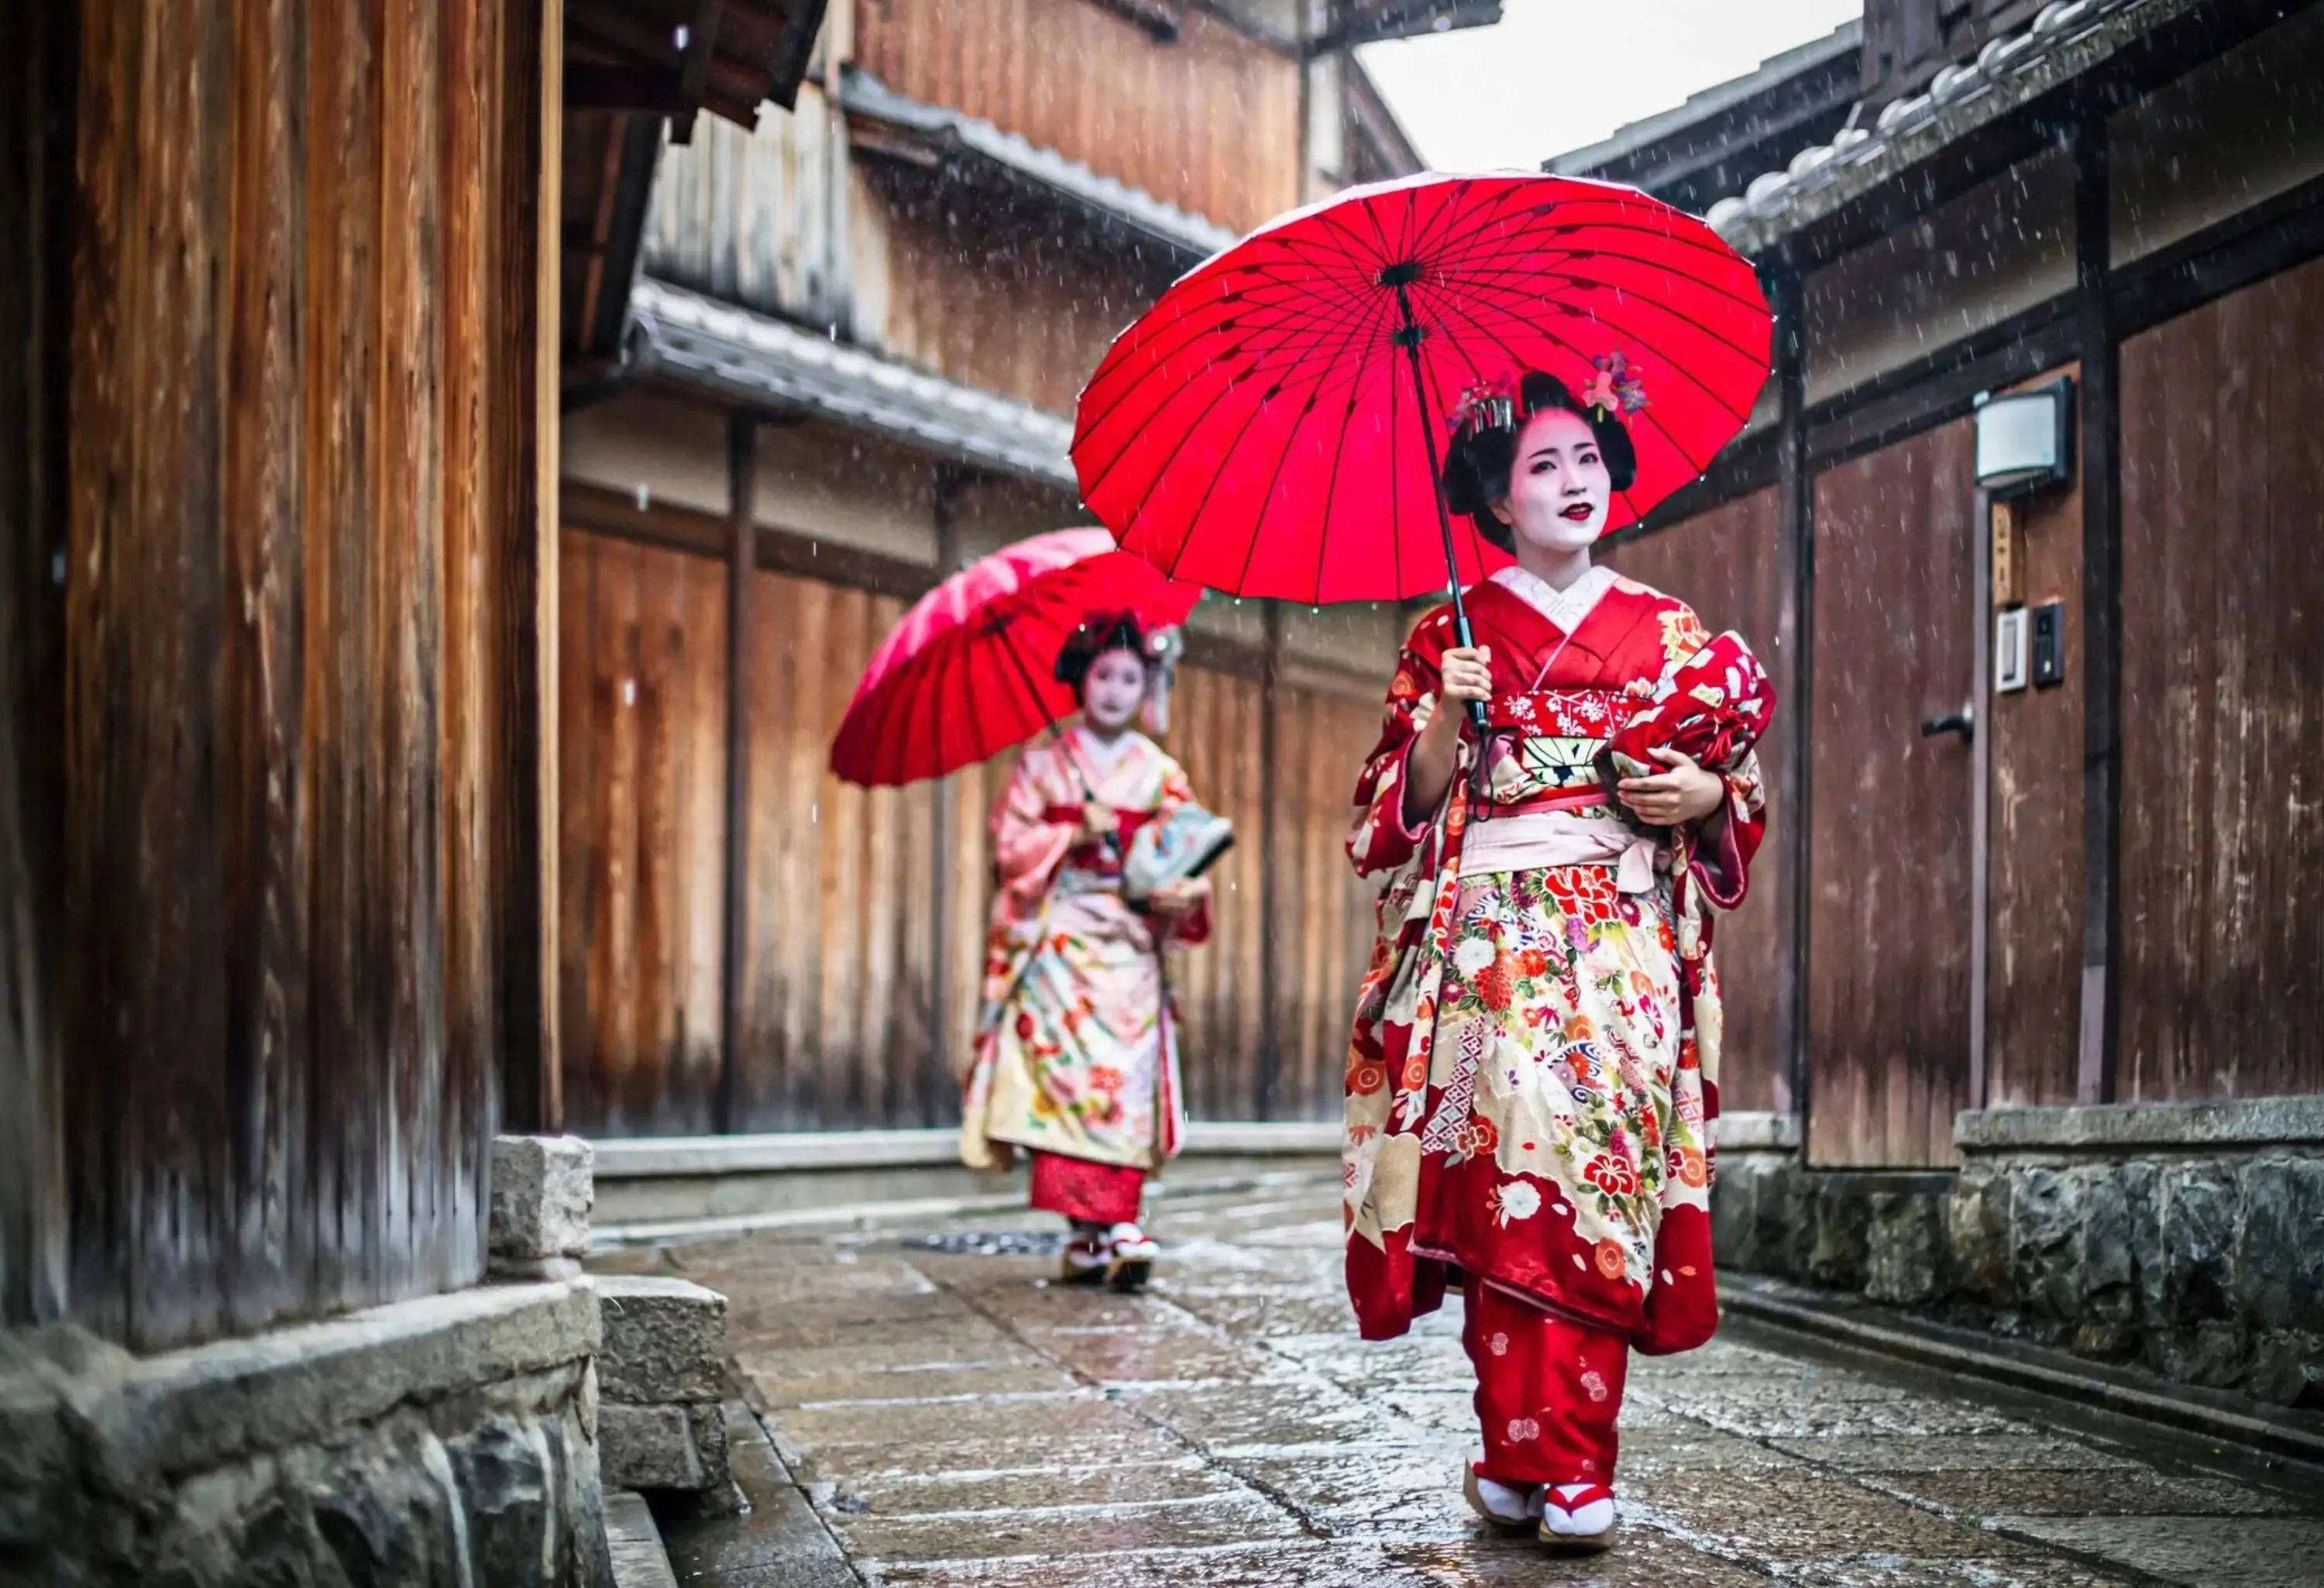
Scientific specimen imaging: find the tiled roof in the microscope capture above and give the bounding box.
[628,278,1078,490]
[1703,0,2199,256]
[835,67,1242,262]
[1547,21,1862,180]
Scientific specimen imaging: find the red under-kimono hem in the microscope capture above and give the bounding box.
[1029,1150,1146,1225]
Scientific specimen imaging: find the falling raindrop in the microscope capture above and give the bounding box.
[635,484,651,511]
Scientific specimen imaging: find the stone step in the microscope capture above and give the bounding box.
[605,1490,678,1588]
[657,1402,857,1587]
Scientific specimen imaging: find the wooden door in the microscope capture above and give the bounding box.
[1807,421,1978,1167]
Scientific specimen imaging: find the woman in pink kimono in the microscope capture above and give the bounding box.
[1342,370,1773,1554]
[961,616,1215,1290]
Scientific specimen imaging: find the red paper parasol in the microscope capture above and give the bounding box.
[1072,173,1771,610]
[829,528,1202,789]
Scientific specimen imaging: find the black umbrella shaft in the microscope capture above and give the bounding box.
[1395,284,1490,737]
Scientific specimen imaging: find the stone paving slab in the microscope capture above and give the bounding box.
[1991,1515,2324,1586]
[638,1186,2324,1587]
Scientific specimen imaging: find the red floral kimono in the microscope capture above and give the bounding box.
[1342,565,1771,1485]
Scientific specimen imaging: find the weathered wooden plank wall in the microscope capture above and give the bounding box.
[50,0,543,1350]
[641,84,850,330]
[1983,366,2087,1110]
[1267,679,1390,1122]
[2118,256,2324,1102]
[0,0,74,1328]
[737,572,947,1129]
[1166,662,1270,1120]
[861,191,1171,415]
[557,531,730,1134]
[851,0,1301,232]
[1807,422,1977,1168]
[555,509,1397,1132]
[1604,486,1793,1118]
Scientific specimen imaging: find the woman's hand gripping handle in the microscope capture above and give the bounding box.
[1401,644,1492,830]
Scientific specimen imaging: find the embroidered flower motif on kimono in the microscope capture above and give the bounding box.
[1452,937,1499,978]
[1473,959,1516,1012]
[1658,606,1713,665]
[1669,1145,1708,1189]
[1456,1115,1500,1158]
[1089,1065,1125,1095]
[1580,1368,1609,1404]
[1507,1416,1542,1445]
[1348,1060,1388,1095]
[1488,1332,1511,1358]
[1487,1178,1543,1227]
[1594,1239,1628,1280]
[1583,1153,1638,1198]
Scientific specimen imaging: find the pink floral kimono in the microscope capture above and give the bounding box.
[1341,564,1772,1473]
[961,727,1213,1212]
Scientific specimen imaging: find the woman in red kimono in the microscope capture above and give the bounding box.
[1342,368,1772,1554]
[961,617,1215,1290]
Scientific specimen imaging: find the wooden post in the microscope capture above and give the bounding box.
[1968,488,1993,1114]
[717,412,758,1134]
[2075,113,2122,1107]
[495,0,562,1135]
[0,0,72,1328]
[928,463,963,1126]
[1772,266,1814,1139]
[1254,601,1284,1121]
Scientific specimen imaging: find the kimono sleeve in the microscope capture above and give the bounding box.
[1346,615,1452,880]
[991,750,1074,916]
[1154,759,1215,948]
[1654,624,1773,912]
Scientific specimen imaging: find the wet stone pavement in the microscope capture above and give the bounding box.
[610,1184,2324,1586]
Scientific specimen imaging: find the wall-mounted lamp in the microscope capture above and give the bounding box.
[1974,377,2075,497]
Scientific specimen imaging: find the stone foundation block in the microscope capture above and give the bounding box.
[2154,1161,2240,1325]
[1945,1167,2010,1302]
[600,1402,725,1491]
[492,1135,596,1275]
[1863,1191,1946,1306]
[1710,1150,1796,1275]
[1802,1179,1872,1291]
[597,1277,728,1406]
[1,1281,610,1586]
[2236,1157,2324,1332]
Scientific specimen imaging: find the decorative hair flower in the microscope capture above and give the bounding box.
[1583,351,1649,418]
[1448,373,1519,441]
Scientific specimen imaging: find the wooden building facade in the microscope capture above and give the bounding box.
[1585,0,2324,1168]
[0,0,828,1352]
[552,0,1468,1138]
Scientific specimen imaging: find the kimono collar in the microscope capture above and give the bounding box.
[1490,562,1618,634]
[1070,725,1143,779]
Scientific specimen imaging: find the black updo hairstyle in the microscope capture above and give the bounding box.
[1054,611,1150,695]
[1440,371,1639,555]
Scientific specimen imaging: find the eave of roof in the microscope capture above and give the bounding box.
[627,279,1078,490]
[1705,0,2204,259]
[1547,20,1863,180]
[835,67,1242,262]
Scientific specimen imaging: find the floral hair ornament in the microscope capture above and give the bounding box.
[1581,351,1649,419]
[1448,373,1520,443]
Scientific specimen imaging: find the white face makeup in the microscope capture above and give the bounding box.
[1492,406,1612,554]
[1080,648,1149,734]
